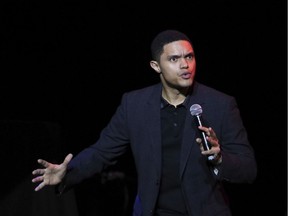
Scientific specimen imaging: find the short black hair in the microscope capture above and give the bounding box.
[150,29,192,62]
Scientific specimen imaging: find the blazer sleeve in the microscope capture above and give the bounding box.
[212,97,257,183]
[56,92,132,194]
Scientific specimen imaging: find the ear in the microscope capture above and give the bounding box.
[150,60,161,74]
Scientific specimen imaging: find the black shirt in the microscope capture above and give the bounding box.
[156,97,189,215]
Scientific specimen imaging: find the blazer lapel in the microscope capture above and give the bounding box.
[179,109,196,178]
[146,84,162,176]
[179,82,206,178]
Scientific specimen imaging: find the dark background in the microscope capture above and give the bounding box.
[0,1,286,216]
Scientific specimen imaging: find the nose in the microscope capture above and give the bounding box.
[180,58,189,69]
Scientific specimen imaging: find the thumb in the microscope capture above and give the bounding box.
[63,153,73,165]
[196,138,204,152]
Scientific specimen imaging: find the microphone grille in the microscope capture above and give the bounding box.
[190,104,203,116]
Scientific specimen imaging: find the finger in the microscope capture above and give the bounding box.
[199,145,204,152]
[32,176,44,183]
[37,159,50,168]
[208,127,217,138]
[204,127,210,136]
[63,153,73,165]
[207,136,219,145]
[196,138,204,151]
[32,169,45,175]
[198,125,208,132]
[35,181,46,191]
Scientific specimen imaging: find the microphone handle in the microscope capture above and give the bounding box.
[196,115,214,160]
[196,115,210,150]
[200,130,211,151]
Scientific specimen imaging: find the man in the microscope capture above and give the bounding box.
[32,29,257,216]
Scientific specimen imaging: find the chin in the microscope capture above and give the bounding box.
[181,80,193,87]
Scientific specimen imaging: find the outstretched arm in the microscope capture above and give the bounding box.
[32,153,73,191]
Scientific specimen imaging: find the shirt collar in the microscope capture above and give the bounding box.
[160,95,190,109]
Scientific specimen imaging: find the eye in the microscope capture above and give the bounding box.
[186,53,194,60]
[169,56,179,62]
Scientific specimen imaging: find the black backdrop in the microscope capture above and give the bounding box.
[0,1,286,216]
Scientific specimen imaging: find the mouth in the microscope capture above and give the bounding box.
[180,72,192,79]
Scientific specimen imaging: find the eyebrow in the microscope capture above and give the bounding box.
[167,51,194,59]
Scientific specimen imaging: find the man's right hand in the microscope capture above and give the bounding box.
[32,153,73,191]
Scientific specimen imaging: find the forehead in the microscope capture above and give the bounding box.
[163,40,194,55]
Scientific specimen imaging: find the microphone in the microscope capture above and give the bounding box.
[190,104,214,160]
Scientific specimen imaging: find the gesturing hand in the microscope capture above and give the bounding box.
[32,153,73,191]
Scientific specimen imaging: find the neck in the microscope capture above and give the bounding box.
[162,88,187,106]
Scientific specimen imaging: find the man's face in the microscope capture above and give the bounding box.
[158,40,196,90]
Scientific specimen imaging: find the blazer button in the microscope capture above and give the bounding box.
[156,179,160,185]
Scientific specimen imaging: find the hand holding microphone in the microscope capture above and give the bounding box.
[190,104,222,163]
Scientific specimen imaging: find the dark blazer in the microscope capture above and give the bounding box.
[63,81,257,216]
